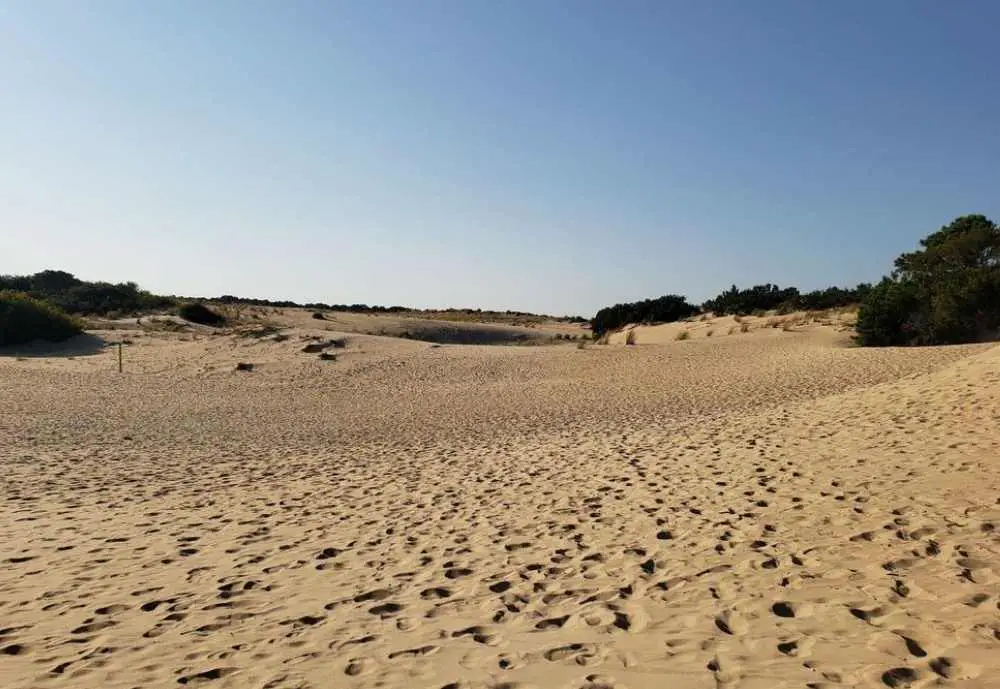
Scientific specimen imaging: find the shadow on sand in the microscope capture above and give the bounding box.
[0,333,109,358]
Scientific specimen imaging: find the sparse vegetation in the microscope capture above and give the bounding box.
[0,292,83,346]
[675,330,690,341]
[625,329,637,345]
[705,329,713,337]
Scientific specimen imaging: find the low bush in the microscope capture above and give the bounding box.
[177,302,226,326]
[0,292,82,346]
[591,294,699,336]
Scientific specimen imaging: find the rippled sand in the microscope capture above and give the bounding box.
[1,320,998,689]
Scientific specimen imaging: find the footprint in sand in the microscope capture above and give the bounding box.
[344,657,374,676]
[880,667,920,688]
[714,610,748,635]
[176,667,239,685]
[543,642,605,665]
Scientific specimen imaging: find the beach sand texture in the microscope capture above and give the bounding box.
[2,319,998,689]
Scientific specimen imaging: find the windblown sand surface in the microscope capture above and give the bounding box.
[1,320,998,689]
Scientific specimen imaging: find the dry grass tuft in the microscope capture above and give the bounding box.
[675,330,690,341]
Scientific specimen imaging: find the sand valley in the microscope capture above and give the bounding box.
[1,312,998,689]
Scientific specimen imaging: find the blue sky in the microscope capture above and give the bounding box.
[3,1,998,316]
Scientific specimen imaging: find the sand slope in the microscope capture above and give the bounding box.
[1,324,998,689]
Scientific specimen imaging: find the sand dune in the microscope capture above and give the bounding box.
[1,318,998,689]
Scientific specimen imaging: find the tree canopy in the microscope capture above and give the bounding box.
[856,214,1000,346]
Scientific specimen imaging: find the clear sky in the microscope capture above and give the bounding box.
[3,1,998,316]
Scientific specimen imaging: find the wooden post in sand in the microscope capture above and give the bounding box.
[117,341,123,373]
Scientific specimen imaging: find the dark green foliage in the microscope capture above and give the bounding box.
[0,271,175,316]
[177,302,226,326]
[702,284,800,315]
[0,292,82,345]
[797,284,872,311]
[215,294,410,313]
[855,279,924,346]
[54,282,174,315]
[591,295,699,336]
[856,214,1000,346]
[702,283,870,316]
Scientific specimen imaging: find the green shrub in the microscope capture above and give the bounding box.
[591,294,699,336]
[0,270,175,315]
[177,302,226,326]
[857,215,1000,346]
[0,292,82,345]
[855,279,924,346]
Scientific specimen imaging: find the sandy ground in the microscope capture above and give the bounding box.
[1,318,998,689]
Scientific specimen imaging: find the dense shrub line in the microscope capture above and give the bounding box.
[591,295,699,336]
[590,214,998,347]
[11,213,996,348]
[702,283,872,316]
[0,292,82,346]
[214,294,410,313]
[1,272,584,322]
[0,270,174,316]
